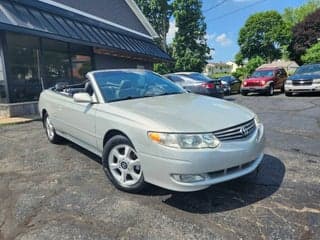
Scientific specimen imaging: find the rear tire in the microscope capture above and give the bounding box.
[43,113,62,144]
[285,92,293,97]
[102,135,147,193]
[241,91,248,96]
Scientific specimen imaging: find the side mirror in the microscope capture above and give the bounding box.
[73,92,93,103]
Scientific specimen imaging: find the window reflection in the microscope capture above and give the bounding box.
[72,55,91,82]
[7,34,42,102]
[5,34,93,102]
[43,51,71,88]
[0,54,7,103]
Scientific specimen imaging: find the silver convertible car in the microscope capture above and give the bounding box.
[39,69,265,193]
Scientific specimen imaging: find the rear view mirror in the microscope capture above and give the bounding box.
[73,92,93,103]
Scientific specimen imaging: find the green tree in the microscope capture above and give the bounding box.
[135,0,171,50]
[232,67,246,80]
[238,11,289,62]
[172,0,210,72]
[288,8,320,64]
[283,0,320,29]
[234,52,244,66]
[135,0,172,74]
[301,42,320,63]
[246,56,266,76]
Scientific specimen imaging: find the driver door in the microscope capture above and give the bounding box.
[61,85,97,150]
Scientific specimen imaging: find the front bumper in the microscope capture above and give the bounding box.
[285,83,320,93]
[241,86,269,93]
[139,124,265,192]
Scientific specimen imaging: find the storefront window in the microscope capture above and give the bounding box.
[71,55,92,82]
[70,44,92,82]
[6,33,42,102]
[5,34,94,103]
[42,39,71,88]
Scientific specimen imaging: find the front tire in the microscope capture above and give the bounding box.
[43,113,62,144]
[241,91,248,96]
[267,84,274,96]
[285,91,293,97]
[102,135,146,193]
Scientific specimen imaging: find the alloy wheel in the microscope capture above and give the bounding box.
[108,144,142,187]
[46,117,55,140]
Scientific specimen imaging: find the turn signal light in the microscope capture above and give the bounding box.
[148,132,161,143]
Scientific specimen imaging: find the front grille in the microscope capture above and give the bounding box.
[292,80,313,86]
[246,82,261,87]
[213,119,256,141]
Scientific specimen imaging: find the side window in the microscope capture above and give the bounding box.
[169,75,184,83]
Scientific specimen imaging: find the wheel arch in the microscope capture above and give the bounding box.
[41,109,47,120]
[103,129,132,147]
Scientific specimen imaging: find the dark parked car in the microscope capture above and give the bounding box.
[241,67,287,96]
[219,76,241,95]
[165,72,224,98]
[284,63,320,96]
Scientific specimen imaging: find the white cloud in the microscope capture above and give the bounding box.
[205,33,216,41]
[166,20,178,44]
[215,33,232,46]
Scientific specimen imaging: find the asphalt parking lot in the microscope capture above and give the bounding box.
[0,93,319,240]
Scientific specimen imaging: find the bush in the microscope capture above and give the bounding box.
[301,42,320,64]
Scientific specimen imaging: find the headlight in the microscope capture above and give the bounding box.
[285,80,292,85]
[148,132,220,149]
[313,79,320,84]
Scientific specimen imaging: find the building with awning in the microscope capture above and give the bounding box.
[0,0,171,117]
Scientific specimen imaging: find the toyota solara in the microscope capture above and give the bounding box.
[39,69,265,193]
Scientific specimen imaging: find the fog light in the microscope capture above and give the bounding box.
[171,174,206,183]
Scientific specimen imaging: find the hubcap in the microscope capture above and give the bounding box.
[108,144,142,187]
[46,117,54,139]
[270,86,274,95]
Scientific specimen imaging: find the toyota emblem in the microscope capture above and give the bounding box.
[240,127,249,136]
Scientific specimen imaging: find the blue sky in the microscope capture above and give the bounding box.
[167,0,308,63]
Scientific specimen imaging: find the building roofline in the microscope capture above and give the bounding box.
[125,0,159,39]
[38,0,154,39]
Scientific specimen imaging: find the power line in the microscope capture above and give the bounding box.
[207,0,268,22]
[203,0,228,13]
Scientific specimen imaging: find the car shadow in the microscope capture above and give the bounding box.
[289,92,320,97]
[66,141,102,164]
[244,91,283,97]
[160,154,285,213]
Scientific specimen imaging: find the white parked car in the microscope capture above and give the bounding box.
[39,69,265,193]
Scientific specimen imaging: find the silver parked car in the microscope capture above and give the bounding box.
[39,69,265,193]
[164,72,224,98]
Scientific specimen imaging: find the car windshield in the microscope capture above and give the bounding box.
[295,64,320,75]
[179,73,212,82]
[251,70,274,78]
[93,70,185,102]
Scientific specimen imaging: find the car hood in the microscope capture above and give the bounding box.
[104,93,255,132]
[288,74,320,81]
[245,76,273,82]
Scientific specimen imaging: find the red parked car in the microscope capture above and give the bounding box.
[241,67,287,96]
